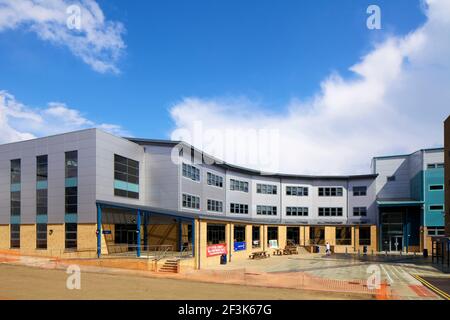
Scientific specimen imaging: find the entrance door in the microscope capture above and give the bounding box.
[390,236,403,252]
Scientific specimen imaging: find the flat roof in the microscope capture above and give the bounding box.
[126,137,378,180]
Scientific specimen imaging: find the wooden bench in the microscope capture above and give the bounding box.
[249,251,270,259]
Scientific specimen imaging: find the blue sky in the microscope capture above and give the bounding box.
[0,0,426,138]
[1,0,448,174]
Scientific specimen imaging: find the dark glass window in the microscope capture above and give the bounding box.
[286,186,308,196]
[36,223,47,249]
[318,187,343,197]
[257,184,277,195]
[252,226,260,248]
[36,155,48,181]
[286,207,308,216]
[353,207,367,216]
[182,163,200,181]
[429,185,443,191]
[207,172,223,187]
[10,159,21,184]
[65,187,78,214]
[65,223,77,249]
[65,151,78,178]
[234,225,246,243]
[36,189,48,215]
[10,224,20,248]
[230,203,249,214]
[287,227,300,245]
[207,224,226,245]
[353,186,367,196]
[114,154,139,199]
[359,227,371,245]
[256,205,277,216]
[267,227,278,243]
[10,191,20,216]
[336,227,352,245]
[318,207,343,217]
[309,227,325,245]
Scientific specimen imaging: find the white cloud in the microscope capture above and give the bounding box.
[169,0,450,175]
[0,0,125,73]
[0,90,128,143]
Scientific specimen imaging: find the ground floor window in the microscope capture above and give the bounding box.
[267,227,278,245]
[359,227,371,245]
[287,227,299,245]
[252,226,260,248]
[114,224,138,245]
[234,225,246,243]
[427,227,445,236]
[309,227,325,245]
[336,227,352,245]
[36,223,47,249]
[65,223,77,249]
[207,224,226,245]
[10,224,20,248]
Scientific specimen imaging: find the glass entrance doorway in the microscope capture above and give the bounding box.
[390,236,403,252]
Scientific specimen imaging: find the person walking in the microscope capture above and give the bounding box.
[326,242,331,256]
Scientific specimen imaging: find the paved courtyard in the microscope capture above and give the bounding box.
[204,253,450,299]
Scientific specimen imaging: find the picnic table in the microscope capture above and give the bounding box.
[249,251,270,259]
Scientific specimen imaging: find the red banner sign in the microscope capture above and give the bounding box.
[206,244,227,257]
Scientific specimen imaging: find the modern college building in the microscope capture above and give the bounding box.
[0,129,446,268]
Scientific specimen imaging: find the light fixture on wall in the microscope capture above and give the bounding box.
[49,229,53,235]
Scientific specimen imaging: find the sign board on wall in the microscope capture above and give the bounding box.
[234,241,246,251]
[206,244,227,257]
[268,240,279,249]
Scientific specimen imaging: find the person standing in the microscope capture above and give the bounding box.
[326,242,331,256]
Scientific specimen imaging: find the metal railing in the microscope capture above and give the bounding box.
[105,243,193,260]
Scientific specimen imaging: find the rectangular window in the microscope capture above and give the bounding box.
[318,187,343,197]
[429,185,444,191]
[36,189,48,216]
[230,203,249,214]
[10,224,20,249]
[182,163,200,182]
[429,205,444,211]
[36,155,48,216]
[114,154,139,199]
[256,205,277,216]
[207,224,226,245]
[207,199,223,213]
[234,225,246,243]
[267,227,278,244]
[387,175,396,182]
[182,194,200,210]
[336,227,352,245]
[427,227,445,236]
[11,159,21,184]
[359,227,371,245]
[36,155,48,182]
[207,172,223,188]
[10,190,21,217]
[65,223,77,249]
[318,207,343,217]
[256,184,277,195]
[286,207,309,216]
[353,207,367,217]
[36,223,47,249]
[65,151,78,178]
[252,226,260,248]
[230,179,249,192]
[427,163,444,169]
[309,227,325,245]
[353,186,367,196]
[286,186,308,196]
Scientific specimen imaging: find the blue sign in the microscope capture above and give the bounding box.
[234,241,246,251]
[102,230,112,235]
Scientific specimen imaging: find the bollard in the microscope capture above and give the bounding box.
[372,250,374,256]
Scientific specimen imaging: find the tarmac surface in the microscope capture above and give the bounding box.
[0,264,371,300]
